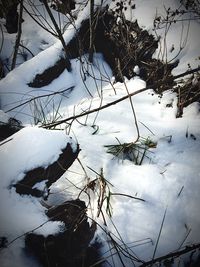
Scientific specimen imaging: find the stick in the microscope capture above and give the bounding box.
[11,1,24,70]
[139,243,200,267]
[42,87,148,128]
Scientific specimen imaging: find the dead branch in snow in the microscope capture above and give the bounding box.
[139,243,200,267]
[5,86,74,113]
[174,66,200,80]
[41,87,148,129]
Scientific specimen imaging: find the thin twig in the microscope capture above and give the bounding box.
[174,66,200,80]
[151,208,167,263]
[5,86,74,113]
[111,193,146,202]
[11,0,24,70]
[42,87,148,128]
[42,0,71,70]
[89,0,95,63]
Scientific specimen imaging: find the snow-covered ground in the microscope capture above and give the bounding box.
[0,125,77,266]
[0,0,200,266]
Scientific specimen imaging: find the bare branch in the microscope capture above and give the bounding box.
[139,243,200,267]
[5,86,74,113]
[42,0,71,71]
[89,0,95,63]
[174,66,200,80]
[42,87,148,128]
[11,0,24,70]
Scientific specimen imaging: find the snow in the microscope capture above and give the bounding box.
[0,110,10,123]
[0,53,111,124]
[124,0,200,73]
[0,127,77,266]
[0,0,200,266]
[47,80,200,265]
[0,126,77,185]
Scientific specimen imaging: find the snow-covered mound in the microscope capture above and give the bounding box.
[0,127,77,266]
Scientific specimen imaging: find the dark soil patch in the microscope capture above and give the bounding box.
[67,9,178,91]
[25,199,102,267]
[14,142,80,198]
[28,57,71,88]
[0,117,23,142]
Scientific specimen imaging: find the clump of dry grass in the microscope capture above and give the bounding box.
[175,71,200,117]
[105,137,156,165]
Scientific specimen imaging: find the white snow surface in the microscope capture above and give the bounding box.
[0,127,77,266]
[0,0,200,266]
[58,80,200,266]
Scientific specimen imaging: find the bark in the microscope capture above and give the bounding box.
[4,2,19,33]
[88,0,95,63]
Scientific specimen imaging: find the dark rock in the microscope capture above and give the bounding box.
[14,142,80,198]
[49,0,76,14]
[0,117,23,142]
[5,3,19,34]
[0,236,8,248]
[25,199,101,267]
[28,57,71,88]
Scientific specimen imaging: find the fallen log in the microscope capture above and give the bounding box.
[0,126,79,198]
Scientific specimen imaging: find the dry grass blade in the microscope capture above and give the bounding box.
[151,207,167,263]
[111,193,145,202]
